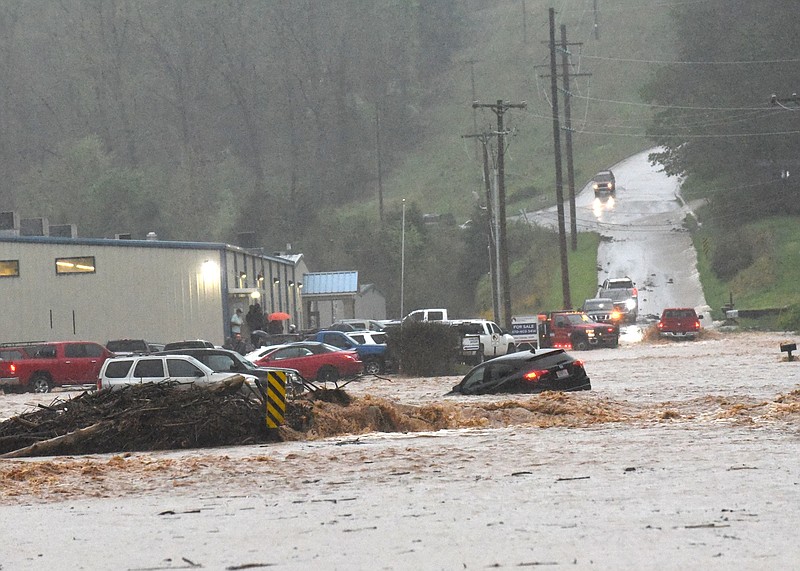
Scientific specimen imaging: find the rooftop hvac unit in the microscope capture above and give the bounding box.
[20,217,49,236]
[238,231,256,248]
[0,211,18,232]
[49,224,77,238]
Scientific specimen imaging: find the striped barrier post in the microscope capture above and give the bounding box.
[265,370,287,429]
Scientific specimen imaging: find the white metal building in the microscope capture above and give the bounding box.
[0,235,307,346]
[302,271,386,329]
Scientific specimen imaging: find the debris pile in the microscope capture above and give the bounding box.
[0,378,271,458]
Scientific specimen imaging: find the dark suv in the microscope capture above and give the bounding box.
[156,347,305,393]
[592,170,616,197]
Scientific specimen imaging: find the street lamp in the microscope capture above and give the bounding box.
[400,198,406,319]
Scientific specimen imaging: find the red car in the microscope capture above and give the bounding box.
[252,341,362,382]
[656,308,702,339]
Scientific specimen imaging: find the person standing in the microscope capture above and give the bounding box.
[246,303,265,344]
[223,332,252,356]
[230,307,244,336]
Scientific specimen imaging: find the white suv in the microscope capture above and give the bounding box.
[97,354,258,391]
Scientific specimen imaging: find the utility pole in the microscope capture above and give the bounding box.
[521,0,528,44]
[465,59,480,158]
[548,7,571,309]
[400,198,406,319]
[538,26,590,253]
[561,24,578,251]
[472,99,527,331]
[375,107,384,222]
[462,132,500,324]
[769,93,798,181]
[593,0,600,40]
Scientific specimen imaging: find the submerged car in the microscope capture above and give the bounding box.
[448,349,591,395]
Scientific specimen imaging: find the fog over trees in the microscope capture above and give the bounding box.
[2,0,466,244]
[4,1,796,317]
[642,0,800,220]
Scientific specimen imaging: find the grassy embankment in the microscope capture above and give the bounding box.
[691,214,800,330]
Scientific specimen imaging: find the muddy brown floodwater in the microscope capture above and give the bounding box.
[0,330,798,570]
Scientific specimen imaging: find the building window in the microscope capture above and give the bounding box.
[0,260,19,277]
[55,256,96,275]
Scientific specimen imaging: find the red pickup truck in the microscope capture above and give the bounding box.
[656,308,702,339]
[539,311,619,350]
[0,341,113,393]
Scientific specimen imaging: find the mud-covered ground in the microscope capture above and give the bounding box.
[0,330,798,570]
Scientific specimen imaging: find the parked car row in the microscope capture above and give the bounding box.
[1,301,707,398]
[0,334,354,393]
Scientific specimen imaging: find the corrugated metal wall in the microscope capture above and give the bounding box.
[0,241,225,345]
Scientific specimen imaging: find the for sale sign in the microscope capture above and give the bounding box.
[511,315,539,349]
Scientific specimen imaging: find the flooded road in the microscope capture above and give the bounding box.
[0,150,796,570]
[1,331,798,570]
[522,148,709,322]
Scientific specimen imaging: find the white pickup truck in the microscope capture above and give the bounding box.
[597,277,639,323]
[404,308,450,322]
[452,319,516,365]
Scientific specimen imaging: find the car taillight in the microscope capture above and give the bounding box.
[693,320,701,330]
[606,327,615,333]
[632,287,638,297]
[523,369,549,382]
[657,321,664,329]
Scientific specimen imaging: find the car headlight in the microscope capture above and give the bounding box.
[625,299,636,310]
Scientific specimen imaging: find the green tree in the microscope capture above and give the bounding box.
[641,0,800,221]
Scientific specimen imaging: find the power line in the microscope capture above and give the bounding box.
[566,94,775,111]
[580,54,800,65]
[572,128,800,138]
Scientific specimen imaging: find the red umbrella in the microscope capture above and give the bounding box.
[268,311,291,321]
